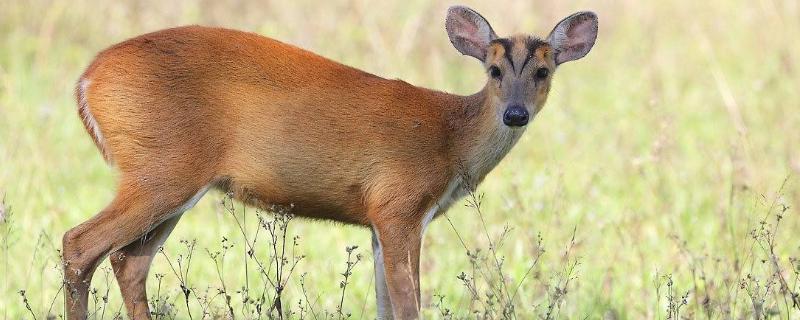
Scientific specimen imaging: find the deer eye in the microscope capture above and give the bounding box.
[489,66,502,79]
[535,67,549,79]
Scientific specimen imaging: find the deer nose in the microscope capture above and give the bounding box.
[503,105,529,127]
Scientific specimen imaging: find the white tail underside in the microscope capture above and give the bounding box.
[77,78,111,163]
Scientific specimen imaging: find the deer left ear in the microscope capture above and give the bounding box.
[446,6,498,61]
[547,12,598,65]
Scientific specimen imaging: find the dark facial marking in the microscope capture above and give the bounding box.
[491,38,515,72]
[520,38,548,74]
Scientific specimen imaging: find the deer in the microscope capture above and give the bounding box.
[63,5,597,319]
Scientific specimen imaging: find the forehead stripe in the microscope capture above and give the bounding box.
[491,38,515,72]
[521,38,547,73]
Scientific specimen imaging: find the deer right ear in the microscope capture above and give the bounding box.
[547,12,598,65]
[446,6,497,61]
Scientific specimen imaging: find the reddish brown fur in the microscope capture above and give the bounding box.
[63,7,597,318]
[66,26,496,320]
[81,26,468,225]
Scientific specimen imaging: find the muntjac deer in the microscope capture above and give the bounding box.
[64,6,597,319]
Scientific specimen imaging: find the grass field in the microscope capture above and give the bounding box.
[1,0,800,318]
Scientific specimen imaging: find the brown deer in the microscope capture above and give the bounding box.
[64,6,598,319]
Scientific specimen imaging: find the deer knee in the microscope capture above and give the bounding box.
[62,225,109,282]
[62,227,87,274]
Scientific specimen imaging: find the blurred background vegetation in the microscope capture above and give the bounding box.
[1,0,799,318]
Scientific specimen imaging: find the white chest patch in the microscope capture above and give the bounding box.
[420,177,466,235]
[419,123,526,236]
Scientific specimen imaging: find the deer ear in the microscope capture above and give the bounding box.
[446,6,498,61]
[547,12,598,65]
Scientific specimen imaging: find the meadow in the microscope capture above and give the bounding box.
[1,0,799,318]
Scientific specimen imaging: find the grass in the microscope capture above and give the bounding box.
[1,0,799,318]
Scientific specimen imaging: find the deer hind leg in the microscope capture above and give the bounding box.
[109,213,182,320]
[62,179,209,320]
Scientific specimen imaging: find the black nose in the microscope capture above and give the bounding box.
[503,105,529,127]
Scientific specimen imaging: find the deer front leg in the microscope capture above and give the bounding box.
[372,219,423,320]
[372,228,394,319]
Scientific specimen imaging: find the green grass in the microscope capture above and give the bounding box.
[1,0,799,318]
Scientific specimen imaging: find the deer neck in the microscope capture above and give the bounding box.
[447,88,526,187]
